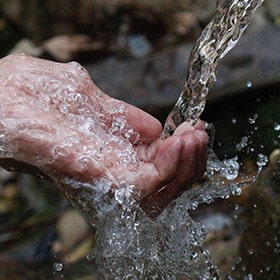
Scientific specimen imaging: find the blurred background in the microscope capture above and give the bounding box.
[0,0,280,279]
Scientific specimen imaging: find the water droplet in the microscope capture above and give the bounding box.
[221,193,230,200]
[257,153,268,170]
[265,241,271,247]
[190,251,198,261]
[274,248,280,254]
[236,136,249,151]
[220,157,240,180]
[247,248,254,255]
[274,122,280,131]
[235,256,242,264]
[189,201,199,210]
[244,273,253,280]
[127,35,151,58]
[232,187,242,196]
[53,262,63,272]
[114,189,125,204]
[246,81,253,88]
[248,113,258,124]
[241,265,247,272]
[135,262,144,272]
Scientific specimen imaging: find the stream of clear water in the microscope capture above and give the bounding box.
[82,0,267,279]
[163,0,265,137]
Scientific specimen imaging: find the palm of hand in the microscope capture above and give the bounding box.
[0,54,208,215]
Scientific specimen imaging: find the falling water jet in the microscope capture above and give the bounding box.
[162,0,267,205]
[163,0,264,137]
[84,1,267,279]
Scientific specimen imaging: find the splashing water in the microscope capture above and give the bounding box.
[163,0,264,136]
[79,0,266,279]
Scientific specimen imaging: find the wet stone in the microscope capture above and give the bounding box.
[230,150,280,279]
[84,25,280,119]
[0,167,14,183]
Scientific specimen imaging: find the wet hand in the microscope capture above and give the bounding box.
[0,54,208,216]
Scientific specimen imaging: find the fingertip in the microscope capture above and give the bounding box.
[194,119,206,130]
[194,129,209,145]
[155,136,183,181]
[173,122,194,136]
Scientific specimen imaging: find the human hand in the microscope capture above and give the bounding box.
[0,54,208,217]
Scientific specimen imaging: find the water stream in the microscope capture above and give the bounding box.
[79,0,268,279]
[163,0,264,136]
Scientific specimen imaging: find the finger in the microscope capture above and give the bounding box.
[194,119,206,130]
[173,122,195,136]
[158,130,208,203]
[173,120,206,137]
[99,97,162,144]
[134,136,183,198]
[141,134,198,215]
[141,129,208,217]
[193,130,208,179]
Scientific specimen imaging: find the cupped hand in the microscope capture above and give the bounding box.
[0,54,208,217]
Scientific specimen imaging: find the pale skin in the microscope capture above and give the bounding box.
[0,54,208,217]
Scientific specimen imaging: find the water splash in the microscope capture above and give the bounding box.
[246,81,253,88]
[163,0,264,137]
[85,185,220,280]
[80,0,266,279]
[53,262,64,272]
[274,122,280,131]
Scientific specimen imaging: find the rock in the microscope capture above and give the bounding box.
[0,254,29,279]
[0,167,14,183]
[190,0,216,24]
[213,24,280,100]
[265,0,280,24]
[127,34,152,58]
[83,24,280,119]
[0,0,277,47]
[84,42,193,118]
[231,149,280,279]
[0,0,212,43]
[0,0,96,41]
[168,12,201,37]
[56,209,90,255]
[43,35,107,62]
[17,174,56,212]
[269,149,280,182]
[9,38,43,57]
